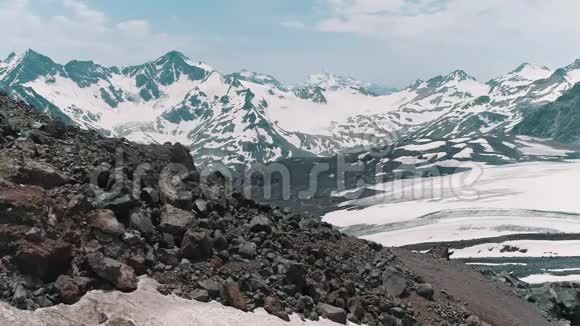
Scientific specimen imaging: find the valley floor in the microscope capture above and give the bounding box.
[323,160,580,283]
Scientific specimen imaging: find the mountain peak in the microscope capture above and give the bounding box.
[446,69,475,81]
[306,72,370,90]
[4,52,16,63]
[511,62,550,74]
[157,50,188,63]
[22,49,50,60]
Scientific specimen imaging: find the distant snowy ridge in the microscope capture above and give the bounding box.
[3,49,580,166]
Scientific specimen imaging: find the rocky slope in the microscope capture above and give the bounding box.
[0,94,556,325]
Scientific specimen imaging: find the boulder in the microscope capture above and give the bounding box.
[382,267,408,298]
[0,185,46,225]
[181,230,212,260]
[167,143,196,172]
[159,165,193,210]
[94,191,137,219]
[237,240,257,259]
[129,209,155,239]
[284,260,307,293]
[0,159,68,189]
[159,204,195,235]
[54,275,81,304]
[190,289,209,302]
[264,296,283,314]
[220,282,247,311]
[11,284,27,309]
[15,239,71,282]
[416,283,434,301]
[248,215,272,233]
[347,296,365,320]
[86,252,137,291]
[318,303,347,324]
[198,279,221,297]
[194,199,208,214]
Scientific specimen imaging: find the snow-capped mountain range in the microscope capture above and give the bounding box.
[2,49,580,166]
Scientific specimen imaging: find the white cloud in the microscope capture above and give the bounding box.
[311,0,580,84]
[117,20,152,38]
[280,20,306,29]
[318,0,580,42]
[0,0,197,65]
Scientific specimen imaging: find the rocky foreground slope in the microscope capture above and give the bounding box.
[0,94,555,325]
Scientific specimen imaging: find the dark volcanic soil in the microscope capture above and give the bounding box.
[393,248,554,326]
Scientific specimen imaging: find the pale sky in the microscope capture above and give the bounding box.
[3,0,580,87]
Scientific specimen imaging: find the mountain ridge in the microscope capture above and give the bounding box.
[4,49,580,167]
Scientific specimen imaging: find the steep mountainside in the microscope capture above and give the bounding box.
[514,83,580,143]
[4,49,580,166]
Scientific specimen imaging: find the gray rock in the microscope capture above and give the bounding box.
[190,289,209,302]
[416,283,434,301]
[24,227,43,242]
[284,261,306,293]
[93,191,137,219]
[248,215,272,233]
[382,267,408,298]
[129,209,155,239]
[159,204,195,235]
[159,165,193,210]
[12,284,27,307]
[382,314,402,326]
[237,240,257,259]
[318,303,347,324]
[198,279,221,297]
[194,199,208,213]
[347,296,365,320]
[122,230,143,245]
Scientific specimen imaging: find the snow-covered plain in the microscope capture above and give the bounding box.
[453,240,580,259]
[323,160,580,246]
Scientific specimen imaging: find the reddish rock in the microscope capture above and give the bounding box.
[181,230,212,260]
[54,275,82,304]
[264,296,284,315]
[220,282,247,311]
[0,185,46,225]
[14,239,72,282]
[87,252,137,291]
